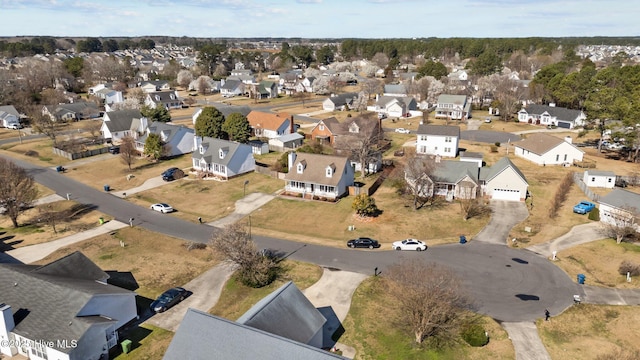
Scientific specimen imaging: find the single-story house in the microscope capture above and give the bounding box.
[598,188,640,229]
[247,111,295,139]
[583,170,615,189]
[480,157,529,201]
[373,95,417,118]
[428,160,480,201]
[192,136,255,179]
[0,252,137,360]
[139,80,171,93]
[284,152,354,200]
[220,79,245,97]
[136,121,195,157]
[416,124,460,158]
[514,133,584,166]
[0,105,21,128]
[517,104,586,129]
[269,133,304,152]
[192,104,252,125]
[42,102,102,122]
[322,93,358,111]
[101,109,148,143]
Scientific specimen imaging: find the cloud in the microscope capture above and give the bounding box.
[297,0,322,3]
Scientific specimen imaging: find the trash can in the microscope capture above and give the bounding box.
[98,217,104,225]
[459,235,467,244]
[56,165,63,173]
[103,184,110,192]
[577,274,586,285]
[121,339,132,354]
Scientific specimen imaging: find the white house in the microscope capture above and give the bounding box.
[459,151,483,168]
[0,105,20,128]
[373,95,417,118]
[95,88,124,107]
[598,189,640,229]
[583,170,616,189]
[405,160,479,201]
[101,109,148,143]
[0,252,137,360]
[220,79,245,97]
[514,133,584,166]
[416,124,460,158]
[136,121,195,157]
[434,94,471,120]
[192,137,255,180]
[322,93,358,111]
[517,104,586,129]
[480,157,529,201]
[144,90,182,110]
[284,152,355,200]
[247,111,294,140]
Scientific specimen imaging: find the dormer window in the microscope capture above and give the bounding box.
[326,164,336,177]
[348,123,359,133]
[160,130,169,142]
[154,95,161,101]
[199,144,208,154]
[219,147,228,159]
[170,93,176,100]
[297,160,307,174]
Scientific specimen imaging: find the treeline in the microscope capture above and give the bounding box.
[0,36,157,57]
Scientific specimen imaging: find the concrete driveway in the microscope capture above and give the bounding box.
[526,222,605,258]
[473,200,529,245]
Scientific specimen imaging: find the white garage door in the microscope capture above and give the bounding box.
[492,189,521,201]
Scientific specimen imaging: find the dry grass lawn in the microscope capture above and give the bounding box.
[554,240,640,289]
[341,277,515,360]
[32,226,217,299]
[112,325,173,360]
[128,172,284,223]
[539,305,640,359]
[0,200,111,249]
[209,261,323,320]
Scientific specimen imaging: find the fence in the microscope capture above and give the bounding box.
[52,146,110,160]
[573,172,600,202]
[254,164,285,179]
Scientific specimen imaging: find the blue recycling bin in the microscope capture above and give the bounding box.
[577,273,586,284]
[459,235,467,244]
[103,184,110,192]
[56,165,63,173]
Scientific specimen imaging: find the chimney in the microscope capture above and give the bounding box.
[290,115,295,134]
[0,303,16,357]
[565,136,573,144]
[288,152,297,171]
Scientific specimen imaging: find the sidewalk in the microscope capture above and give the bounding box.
[501,322,551,360]
[208,192,276,227]
[6,220,127,263]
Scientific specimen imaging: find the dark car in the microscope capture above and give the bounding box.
[347,237,380,249]
[162,167,184,181]
[150,287,188,313]
[108,146,120,154]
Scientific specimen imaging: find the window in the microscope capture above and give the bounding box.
[564,154,567,161]
[319,125,325,131]
[297,164,304,174]
[445,147,451,153]
[326,167,333,177]
[419,145,427,153]
[30,341,48,359]
[445,137,452,143]
[608,178,612,183]
[556,154,559,161]
[592,177,596,182]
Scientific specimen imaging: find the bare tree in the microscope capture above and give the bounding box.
[351,92,368,112]
[403,153,438,210]
[209,222,279,287]
[384,260,473,345]
[177,70,193,89]
[0,158,39,228]
[38,203,64,234]
[494,77,527,121]
[197,76,212,95]
[334,116,383,179]
[362,78,382,100]
[600,207,639,244]
[31,113,61,146]
[371,52,390,69]
[119,135,137,170]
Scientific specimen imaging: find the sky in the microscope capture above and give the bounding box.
[0,0,638,39]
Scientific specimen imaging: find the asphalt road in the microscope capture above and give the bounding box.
[1,154,578,322]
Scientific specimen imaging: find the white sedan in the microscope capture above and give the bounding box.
[392,239,427,251]
[150,203,174,213]
[395,128,410,134]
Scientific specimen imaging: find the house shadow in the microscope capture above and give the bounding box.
[106,271,140,291]
[0,234,23,252]
[317,306,345,350]
[110,325,153,357]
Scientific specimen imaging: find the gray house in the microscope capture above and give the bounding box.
[136,122,195,157]
[0,252,137,360]
[0,105,20,128]
[100,109,148,144]
[284,152,355,200]
[192,136,255,179]
[322,92,358,111]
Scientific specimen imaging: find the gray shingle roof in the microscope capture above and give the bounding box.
[437,94,467,105]
[284,153,350,186]
[0,252,132,353]
[0,105,20,117]
[523,104,583,122]
[104,109,144,133]
[221,79,242,90]
[598,188,640,212]
[480,157,528,184]
[192,137,250,167]
[417,124,461,137]
[327,92,358,106]
[163,309,346,360]
[431,160,478,184]
[585,170,615,177]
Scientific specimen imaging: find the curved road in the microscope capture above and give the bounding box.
[1,154,578,322]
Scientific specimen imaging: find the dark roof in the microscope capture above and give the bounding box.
[431,160,478,184]
[523,104,583,121]
[104,109,144,133]
[284,153,350,186]
[327,92,358,106]
[237,281,326,345]
[192,136,251,167]
[163,309,346,360]
[221,79,242,90]
[416,124,460,137]
[459,151,483,159]
[0,252,132,353]
[147,90,180,105]
[598,188,640,212]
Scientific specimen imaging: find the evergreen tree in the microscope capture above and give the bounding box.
[195,107,227,139]
[222,112,252,143]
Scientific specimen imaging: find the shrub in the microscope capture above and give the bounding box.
[588,208,600,221]
[490,145,498,153]
[494,142,501,147]
[185,242,207,251]
[548,172,573,218]
[461,323,489,347]
[618,260,640,276]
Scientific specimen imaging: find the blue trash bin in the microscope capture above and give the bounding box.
[103,184,110,192]
[577,274,586,284]
[459,235,467,244]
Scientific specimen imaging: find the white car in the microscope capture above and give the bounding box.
[485,117,492,123]
[392,239,427,251]
[395,128,410,134]
[7,123,23,130]
[150,203,174,213]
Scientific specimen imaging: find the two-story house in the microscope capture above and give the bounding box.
[100,109,148,143]
[247,111,295,139]
[416,124,460,158]
[284,152,355,200]
[434,94,471,120]
[144,90,182,110]
[192,136,255,179]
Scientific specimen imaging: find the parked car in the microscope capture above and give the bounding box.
[395,128,410,134]
[573,201,596,214]
[347,237,380,249]
[484,117,492,123]
[377,113,387,120]
[392,238,427,251]
[150,287,188,313]
[6,123,23,130]
[162,167,184,181]
[108,146,120,154]
[616,178,628,188]
[150,203,174,213]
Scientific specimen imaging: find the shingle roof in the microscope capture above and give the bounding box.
[514,133,581,155]
[460,151,483,159]
[437,94,467,105]
[104,109,144,133]
[284,153,350,186]
[523,104,583,122]
[237,281,326,345]
[317,117,341,133]
[221,79,242,90]
[0,105,20,117]
[0,252,132,354]
[163,309,346,360]
[247,111,291,131]
[431,160,478,184]
[416,124,461,137]
[598,188,640,212]
[480,157,528,184]
[192,137,251,167]
[585,170,615,177]
[327,92,357,106]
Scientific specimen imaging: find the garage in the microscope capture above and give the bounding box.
[492,189,521,201]
[556,121,571,129]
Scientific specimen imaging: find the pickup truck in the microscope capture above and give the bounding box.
[573,201,595,214]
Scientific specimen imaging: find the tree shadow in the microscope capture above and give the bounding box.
[515,294,540,301]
